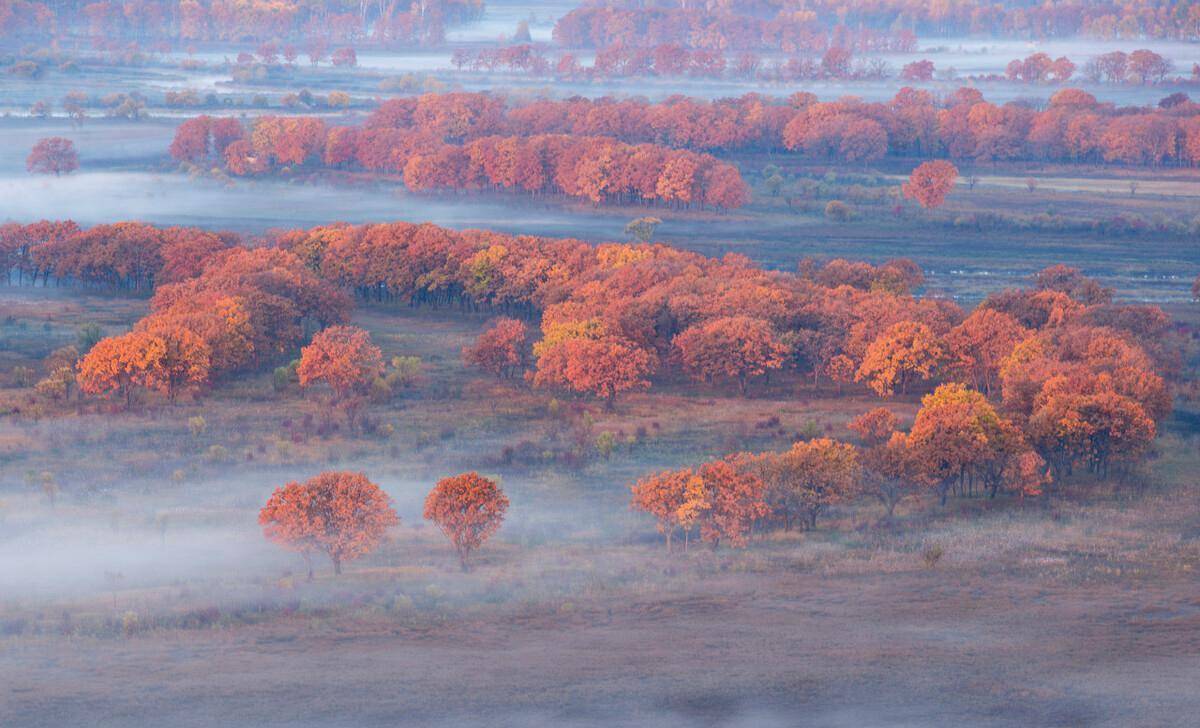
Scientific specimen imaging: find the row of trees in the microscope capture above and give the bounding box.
[260,470,507,578]
[553,1,1200,49]
[172,114,750,209]
[452,44,1187,88]
[197,88,1200,168]
[0,0,482,45]
[0,220,235,289]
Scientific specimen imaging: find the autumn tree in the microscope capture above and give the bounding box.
[533,332,656,410]
[1027,374,1156,480]
[673,315,787,396]
[27,137,79,176]
[907,383,1034,503]
[297,325,383,426]
[630,468,695,551]
[624,216,661,243]
[861,432,924,518]
[945,308,1029,396]
[462,317,527,379]
[76,330,167,409]
[259,471,399,580]
[676,459,768,549]
[423,472,510,570]
[856,320,944,397]
[742,438,860,530]
[36,345,80,401]
[136,322,211,402]
[902,160,958,209]
[848,407,900,446]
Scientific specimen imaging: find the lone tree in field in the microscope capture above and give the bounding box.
[902,160,958,209]
[297,325,383,427]
[624,216,662,243]
[424,472,509,571]
[27,137,79,176]
[259,471,398,580]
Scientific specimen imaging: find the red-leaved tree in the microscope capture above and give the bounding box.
[259,471,398,579]
[423,472,509,571]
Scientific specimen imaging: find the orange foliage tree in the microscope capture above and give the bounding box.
[462,317,527,379]
[907,383,1037,503]
[297,325,383,425]
[423,472,510,571]
[136,322,211,402]
[856,320,944,397]
[902,160,958,209]
[740,438,861,530]
[76,330,167,409]
[861,431,925,518]
[677,459,768,549]
[27,137,78,176]
[945,308,1029,396]
[1027,374,1156,480]
[533,332,656,410]
[848,407,900,446]
[630,468,695,551]
[259,471,399,580]
[673,315,787,396]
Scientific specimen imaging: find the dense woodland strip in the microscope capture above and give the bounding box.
[0,0,481,44]
[172,89,1200,201]
[555,0,1200,48]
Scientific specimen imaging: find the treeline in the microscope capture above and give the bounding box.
[12,218,1177,489]
[317,89,1200,167]
[555,13,917,53]
[171,111,750,209]
[0,220,236,289]
[0,0,481,44]
[554,0,1200,49]
[452,43,892,82]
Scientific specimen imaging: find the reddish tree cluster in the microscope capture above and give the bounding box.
[2,0,481,45]
[177,89,1200,174]
[0,220,234,289]
[188,105,748,209]
[554,1,1199,49]
[168,115,245,163]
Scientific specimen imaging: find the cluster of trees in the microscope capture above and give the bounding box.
[0,0,482,45]
[995,49,1179,85]
[65,234,349,406]
[455,43,895,82]
[173,107,749,209]
[15,219,1177,490]
[0,220,235,289]
[172,89,1200,177]
[553,0,1200,48]
[633,290,1173,548]
[555,5,918,51]
[259,470,506,578]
